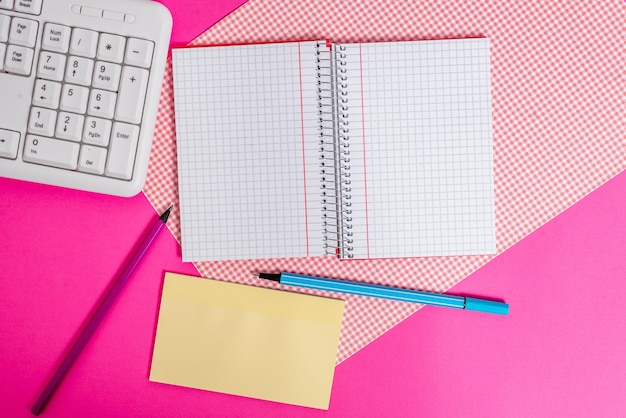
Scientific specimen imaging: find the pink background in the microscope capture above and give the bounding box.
[2,1,626,417]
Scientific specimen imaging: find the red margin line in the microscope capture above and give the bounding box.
[297,43,310,256]
[359,44,370,258]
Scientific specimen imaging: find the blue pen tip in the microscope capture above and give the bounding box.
[464,297,509,315]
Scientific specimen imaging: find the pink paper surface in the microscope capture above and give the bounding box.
[330,169,626,417]
[2,0,626,416]
[154,0,247,50]
[2,168,626,417]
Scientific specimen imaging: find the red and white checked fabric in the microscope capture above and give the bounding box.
[144,1,626,363]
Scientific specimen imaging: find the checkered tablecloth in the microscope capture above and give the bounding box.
[143,0,626,363]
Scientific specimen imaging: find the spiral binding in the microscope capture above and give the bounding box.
[316,42,354,258]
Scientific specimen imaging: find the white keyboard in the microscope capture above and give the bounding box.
[0,0,171,196]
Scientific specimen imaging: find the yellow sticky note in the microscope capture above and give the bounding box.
[149,272,345,410]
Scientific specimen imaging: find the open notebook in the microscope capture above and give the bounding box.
[172,39,495,261]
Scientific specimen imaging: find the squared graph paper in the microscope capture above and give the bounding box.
[340,38,495,258]
[172,41,324,261]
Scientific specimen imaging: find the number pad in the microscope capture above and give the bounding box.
[25,23,154,180]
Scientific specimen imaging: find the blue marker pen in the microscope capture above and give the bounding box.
[254,272,508,315]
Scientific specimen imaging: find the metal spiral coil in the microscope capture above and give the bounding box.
[316,42,353,258]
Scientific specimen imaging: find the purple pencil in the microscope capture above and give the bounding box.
[31,206,172,416]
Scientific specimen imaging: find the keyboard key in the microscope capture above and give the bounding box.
[83,116,111,147]
[115,66,149,124]
[0,43,5,71]
[4,44,34,75]
[23,135,79,169]
[60,84,89,113]
[80,6,102,18]
[78,145,107,174]
[56,112,84,141]
[14,0,42,14]
[106,122,139,179]
[97,33,126,63]
[9,17,38,47]
[92,61,121,91]
[28,107,57,137]
[0,14,9,42]
[0,128,20,159]
[65,56,94,86]
[88,89,117,119]
[102,10,125,22]
[32,79,62,109]
[0,0,14,10]
[37,51,67,81]
[125,38,154,68]
[69,28,98,58]
[41,23,71,53]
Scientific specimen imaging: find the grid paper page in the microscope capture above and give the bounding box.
[341,38,495,258]
[173,41,324,261]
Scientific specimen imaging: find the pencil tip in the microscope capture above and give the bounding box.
[252,272,260,277]
[159,206,173,223]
